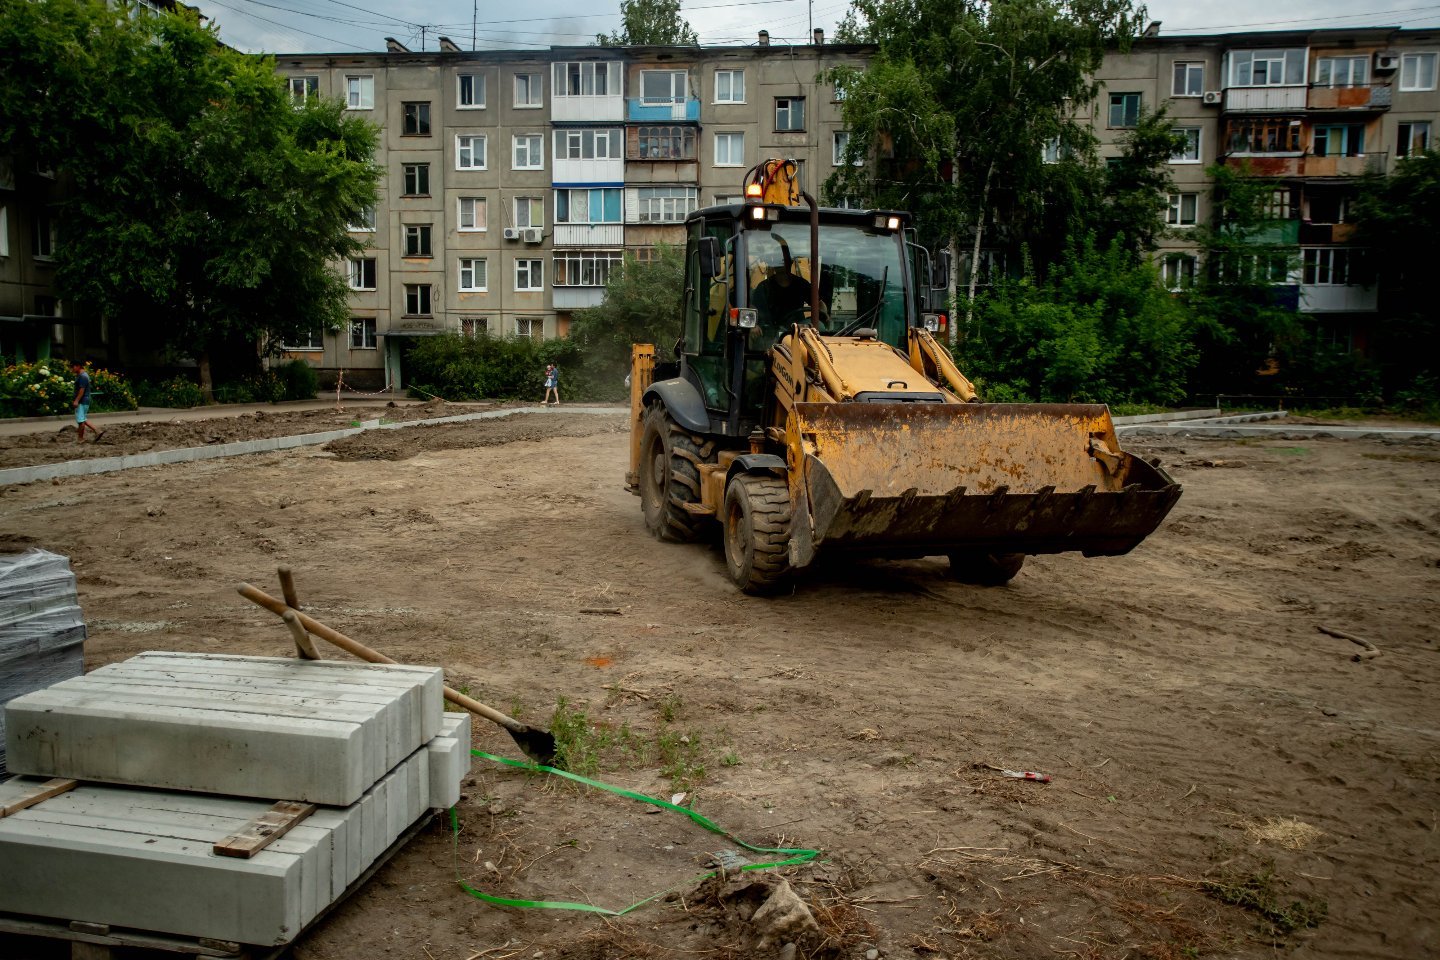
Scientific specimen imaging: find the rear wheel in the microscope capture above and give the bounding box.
[948,552,1025,586]
[639,405,712,542]
[723,474,793,594]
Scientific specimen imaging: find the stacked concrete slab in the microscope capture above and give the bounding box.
[0,652,473,947]
[0,550,86,779]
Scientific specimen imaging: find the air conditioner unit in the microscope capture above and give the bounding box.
[502,227,520,240]
[1201,90,1222,105]
[522,228,543,244]
[1374,53,1399,73]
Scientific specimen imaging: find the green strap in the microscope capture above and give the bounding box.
[450,749,822,915]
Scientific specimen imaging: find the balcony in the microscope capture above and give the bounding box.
[1300,284,1378,313]
[627,97,700,122]
[1225,86,1307,112]
[553,287,607,309]
[552,157,624,186]
[552,94,624,123]
[1308,83,1392,112]
[1221,152,1387,178]
[553,223,624,247]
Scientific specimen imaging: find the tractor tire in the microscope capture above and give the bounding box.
[947,551,1025,586]
[639,405,713,543]
[723,474,793,595]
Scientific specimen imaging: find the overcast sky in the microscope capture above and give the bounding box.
[191,0,1439,56]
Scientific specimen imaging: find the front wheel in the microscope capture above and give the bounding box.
[723,474,793,595]
[948,552,1025,586]
[639,405,712,542]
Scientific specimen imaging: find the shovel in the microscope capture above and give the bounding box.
[237,582,559,767]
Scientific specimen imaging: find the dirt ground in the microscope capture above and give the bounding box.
[1,407,1437,960]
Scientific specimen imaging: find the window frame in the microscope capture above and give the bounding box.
[832,130,861,166]
[554,128,622,161]
[714,131,744,167]
[514,317,543,340]
[774,97,806,132]
[552,249,625,287]
[635,125,696,160]
[350,316,377,349]
[457,73,486,109]
[458,196,487,232]
[1171,126,1202,163]
[1228,48,1306,88]
[714,69,745,104]
[402,101,432,137]
[1166,192,1199,227]
[456,134,488,171]
[403,283,432,317]
[1302,247,1356,286]
[1312,124,1364,158]
[287,76,319,104]
[1161,253,1198,291]
[348,203,376,232]
[1172,61,1205,97]
[1314,55,1368,88]
[1398,120,1432,158]
[1107,92,1141,128]
[1401,52,1438,91]
[640,69,688,104]
[345,75,374,110]
[458,257,488,292]
[31,211,55,260]
[286,328,324,351]
[0,204,8,258]
[514,72,544,108]
[347,257,377,290]
[403,223,433,258]
[554,61,618,98]
[634,185,698,224]
[514,196,544,230]
[513,133,544,170]
[402,163,430,197]
[1225,118,1303,155]
[555,187,622,225]
[515,258,544,292]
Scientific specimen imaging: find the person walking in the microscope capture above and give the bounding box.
[543,363,560,406]
[71,361,103,444]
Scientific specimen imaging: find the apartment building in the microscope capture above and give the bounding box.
[273,32,864,388]
[1090,27,1440,351]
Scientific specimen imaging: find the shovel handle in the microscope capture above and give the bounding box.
[237,582,528,736]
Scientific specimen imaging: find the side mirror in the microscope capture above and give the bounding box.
[931,249,952,289]
[698,237,721,279]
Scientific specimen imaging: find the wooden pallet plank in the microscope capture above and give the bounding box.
[0,778,79,818]
[212,801,316,859]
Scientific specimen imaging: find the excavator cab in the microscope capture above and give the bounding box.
[629,159,1181,594]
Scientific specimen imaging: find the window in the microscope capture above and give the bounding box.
[1171,127,1201,162]
[515,317,543,340]
[1228,49,1306,87]
[1172,61,1205,96]
[1217,251,1290,283]
[715,131,744,166]
[403,224,432,257]
[514,72,543,107]
[348,257,376,289]
[635,126,695,160]
[459,258,488,291]
[1308,193,1348,224]
[458,73,486,108]
[1041,137,1073,163]
[833,131,861,166]
[555,61,618,96]
[635,186,697,223]
[287,328,323,350]
[287,76,318,103]
[775,97,805,131]
[553,250,624,286]
[457,135,487,170]
[641,69,688,103]
[632,247,659,264]
[1313,124,1364,157]
[555,187,622,224]
[513,134,544,170]
[402,102,431,136]
[32,211,54,259]
[1108,93,1140,128]
[460,317,487,337]
[714,69,744,103]
[713,194,744,205]
[0,205,8,257]
[1401,52,1438,91]
[346,75,374,109]
[404,284,432,316]
[515,259,544,291]
[1315,56,1368,88]
[350,317,377,348]
[1167,193,1198,226]
[348,204,376,231]
[1162,253,1197,290]
[555,128,621,160]
[458,197,486,231]
[515,197,543,229]
[1263,188,1295,220]
[1399,121,1432,157]
[1303,248,1356,285]
[1225,118,1302,154]
[403,163,430,196]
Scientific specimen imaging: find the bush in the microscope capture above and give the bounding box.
[277,359,319,401]
[405,333,602,402]
[0,361,139,418]
[134,376,206,409]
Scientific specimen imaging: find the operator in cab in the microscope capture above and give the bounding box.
[747,237,825,337]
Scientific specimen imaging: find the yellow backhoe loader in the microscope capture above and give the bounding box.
[626,159,1181,593]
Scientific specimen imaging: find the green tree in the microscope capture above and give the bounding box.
[0,0,379,397]
[597,0,698,45]
[1351,151,1440,403]
[1101,109,1189,260]
[826,0,1145,341]
[570,245,686,392]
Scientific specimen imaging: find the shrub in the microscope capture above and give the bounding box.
[277,359,319,401]
[134,376,206,409]
[405,333,600,402]
[88,368,139,412]
[0,361,139,418]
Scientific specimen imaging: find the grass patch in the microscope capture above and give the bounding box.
[546,698,711,792]
[1201,862,1327,935]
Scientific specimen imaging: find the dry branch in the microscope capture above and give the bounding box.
[1317,624,1381,660]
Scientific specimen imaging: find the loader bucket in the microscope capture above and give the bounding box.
[789,402,1181,564]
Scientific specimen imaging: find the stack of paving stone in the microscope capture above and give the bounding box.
[0,651,472,947]
[0,550,87,779]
